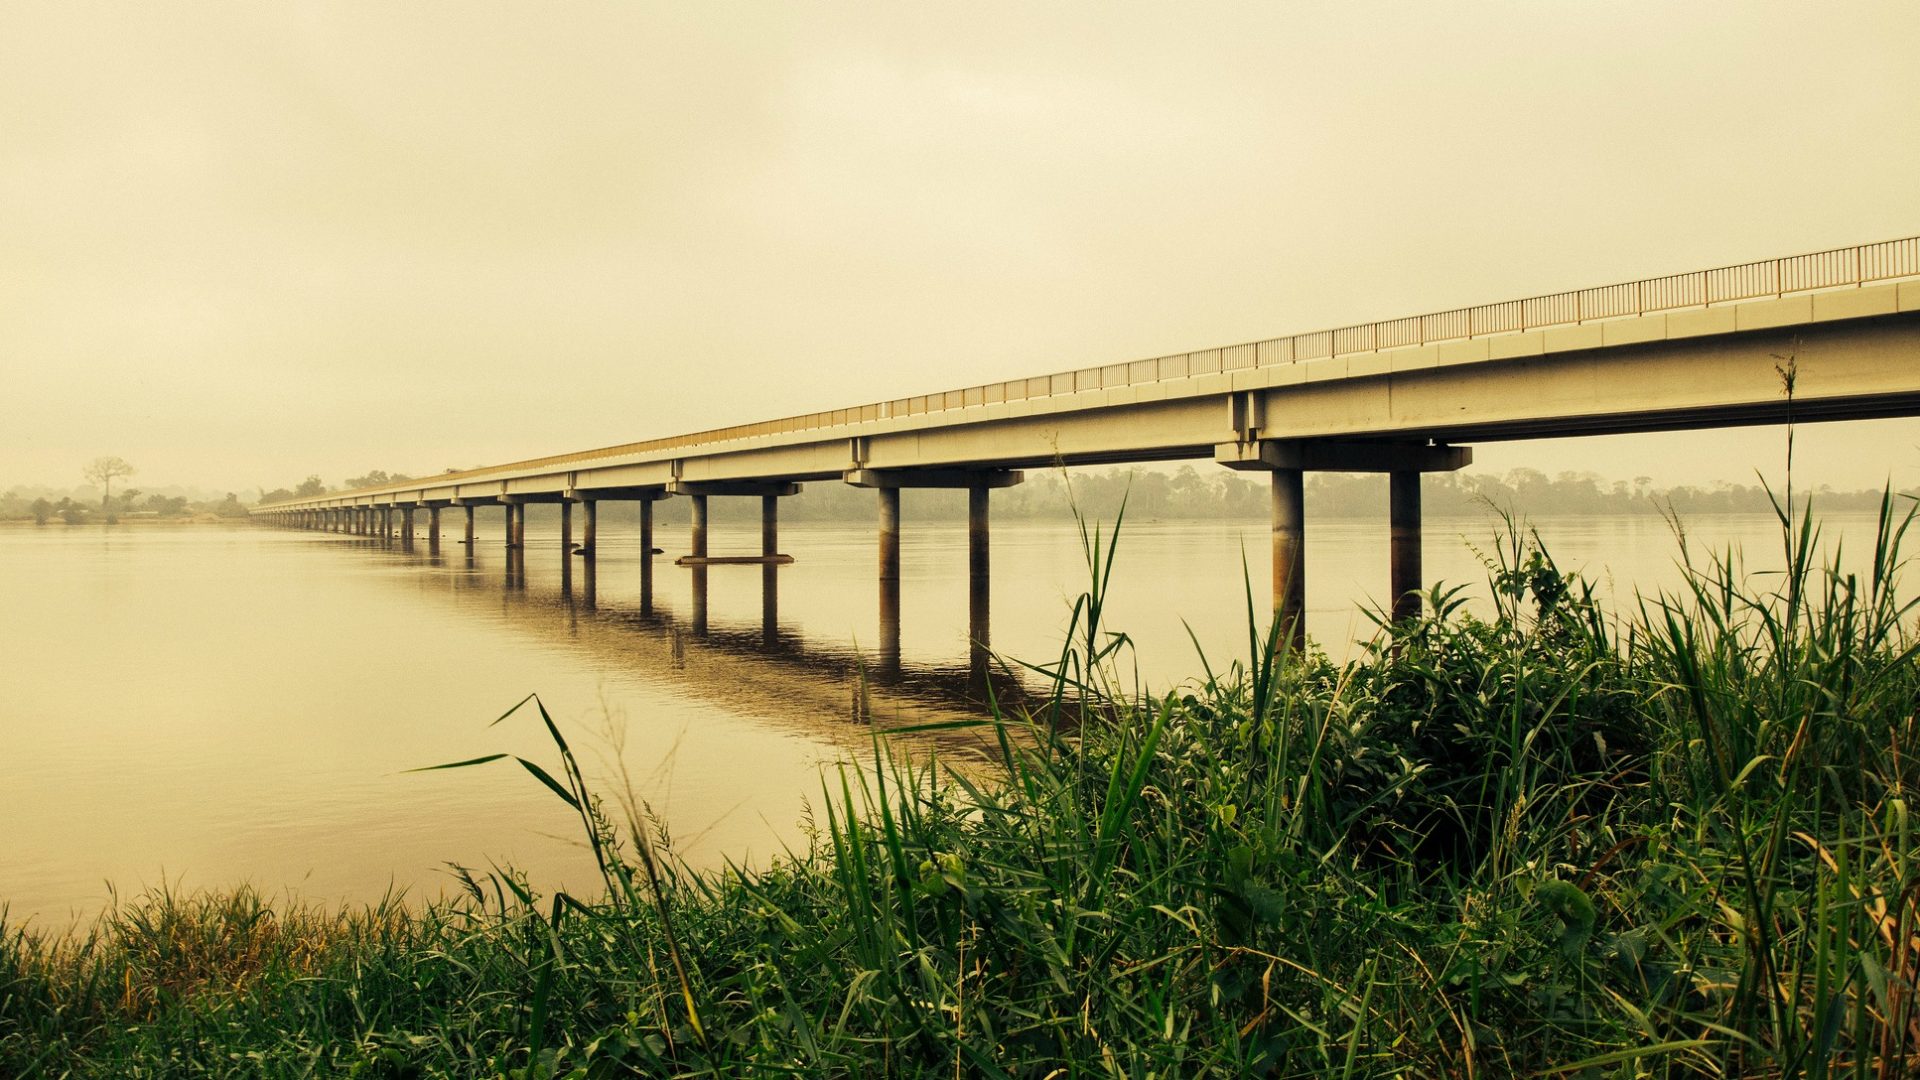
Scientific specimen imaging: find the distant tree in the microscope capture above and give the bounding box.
[213,493,248,518]
[343,469,413,489]
[56,497,84,526]
[30,497,51,526]
[258,487,294,505]
[82,456,137,509]
[293,475,327,498]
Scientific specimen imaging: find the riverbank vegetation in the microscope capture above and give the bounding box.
[5,495,1919,1076]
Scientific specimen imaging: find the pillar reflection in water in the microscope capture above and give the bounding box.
[761,494,779,646]
[579,500,597,610]
[877,487,901,676]
[967,483,990,688]
[639,497,656,617]
[689,494,708,635]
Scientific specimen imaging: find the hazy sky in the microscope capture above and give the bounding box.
[4,2,1918,496]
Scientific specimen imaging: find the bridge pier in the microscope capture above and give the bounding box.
[1389,471,1421,624]
[1271,468,1306,651]
[577,500,597,608]
[969,483,990,668]
[762,494,780,644]
[400,505,416,551]
[689,494,708,633]
[666,480,801,638]
[1218,439,1471,650]
[877,487,901,674]
[463,505,475,549]
[428,505,442,554]
[640,497,655,615]
[846,468,1022,680]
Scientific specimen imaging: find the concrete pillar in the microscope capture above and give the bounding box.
[581,501,597,555]
[1272,469,1305,651]
[639,498,655,616]
[761,494,779,643]
[428,506,442,553]
[968,483,990,657]
[690,495,708,634]
[1390,471,1422,623]
[878,488,901,673]
[560,500,573,555]
[463,505,475,549]
[581,545,597,610]
[401,506,416,550]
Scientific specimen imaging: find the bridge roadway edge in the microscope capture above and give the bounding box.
[255,269,1920,645]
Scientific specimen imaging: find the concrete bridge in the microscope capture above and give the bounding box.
[257,236,1920,650]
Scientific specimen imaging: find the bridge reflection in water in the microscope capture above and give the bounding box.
[329,521,1028,746]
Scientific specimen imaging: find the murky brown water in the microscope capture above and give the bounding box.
[0,508,1887,924]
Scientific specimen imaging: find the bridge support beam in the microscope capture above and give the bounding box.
[762,494,780,643]
[1389,472,1421,624]
[1271,469,1306,651]
[641,497,655,615]
[664,480,800,638]
[428,505,442,553]
[847,469,1022,681]
[877,487,901,673]
[690,494,708,633]
[1218,440,1471,648]
[400,506,416,551]
[463,505,475,549]
[969,484,990,667]
[579,501,597,607]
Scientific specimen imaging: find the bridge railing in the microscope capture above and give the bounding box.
[281,235,1920,505]
[880,234,1920,415]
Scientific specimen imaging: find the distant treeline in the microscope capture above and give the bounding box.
[0,488,248,525]
[25,465,1891,527]
[540,466,1897,526]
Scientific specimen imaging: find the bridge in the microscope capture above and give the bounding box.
[257,236,1920,650]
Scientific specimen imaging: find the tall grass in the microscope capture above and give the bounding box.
[5,496,1919,1077]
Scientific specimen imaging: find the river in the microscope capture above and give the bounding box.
[0,508,1891,924]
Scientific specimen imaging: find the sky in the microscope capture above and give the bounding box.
[3,2,1918,497]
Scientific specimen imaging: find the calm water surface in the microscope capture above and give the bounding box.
[0,509,1886,923]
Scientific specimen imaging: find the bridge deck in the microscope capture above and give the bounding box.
[258,236,1920,512]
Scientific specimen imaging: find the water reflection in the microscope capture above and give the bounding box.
[416,531,1028,720]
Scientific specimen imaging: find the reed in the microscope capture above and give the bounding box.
[4,495,1918,1077]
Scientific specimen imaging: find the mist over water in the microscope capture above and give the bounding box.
[0,509,1889,924]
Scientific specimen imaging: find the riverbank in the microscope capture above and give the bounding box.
[5,503,1917,1077]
